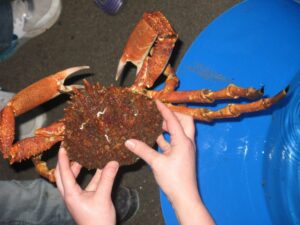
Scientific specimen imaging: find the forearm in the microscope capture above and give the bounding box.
[171,192,215,225]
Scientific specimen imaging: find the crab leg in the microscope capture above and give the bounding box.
[0,106,14,158]
[147,84,264,103]
[31,120,65,183]
[32,155,56,182]
[0,66,89,158]
[7,120,65,183]
[32,154,78,183]
[9,120,65,163]
[162,65,179,93]
[129,64,178,95]
[168,88,288,122]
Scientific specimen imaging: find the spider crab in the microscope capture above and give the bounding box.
[0,12,287,182]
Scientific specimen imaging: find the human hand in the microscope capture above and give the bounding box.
[55,147,119,225]
[125,100,197,203]
[125,101,215,225]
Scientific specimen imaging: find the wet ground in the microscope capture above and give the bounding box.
[0,0,239,224]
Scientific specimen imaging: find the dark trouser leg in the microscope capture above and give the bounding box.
[0,0,13,53]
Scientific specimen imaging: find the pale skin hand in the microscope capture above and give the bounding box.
[55,147,119,225]
[125,100,215,225]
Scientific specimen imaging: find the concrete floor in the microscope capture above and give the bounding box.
[0,0,239,224]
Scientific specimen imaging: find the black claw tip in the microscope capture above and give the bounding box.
[285,85,290,94]
[259,86,265,94]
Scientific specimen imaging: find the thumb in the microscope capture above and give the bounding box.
[96,161,119,198]
[125,139,160,166]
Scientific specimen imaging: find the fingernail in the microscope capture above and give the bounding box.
[155,100,162,107]
[125,139,136,149]
[111,161,119,169]
[109,161,119,174]
[59,147,66,156]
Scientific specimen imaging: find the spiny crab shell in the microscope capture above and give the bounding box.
[63,80,163,169]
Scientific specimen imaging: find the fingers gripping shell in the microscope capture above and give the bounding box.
[63,81,163,169]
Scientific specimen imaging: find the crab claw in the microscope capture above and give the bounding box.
[115,12,178,90]
[56,66,90,93]
[115,59,127,82]
[8,66,90,116]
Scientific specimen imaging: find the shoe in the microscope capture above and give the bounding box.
[12,0,62,39]
[0,0,62,61]
[0,89,47,140]
[113,186,140,223]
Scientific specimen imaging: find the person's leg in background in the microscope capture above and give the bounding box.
[0,179,76,225]
[0,178,139,225]
[0,0,14,55]
[0,88,71,225]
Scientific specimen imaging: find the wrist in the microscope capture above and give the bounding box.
[170,191,215,225]
[170,188,203,209]
[167,184,201,205]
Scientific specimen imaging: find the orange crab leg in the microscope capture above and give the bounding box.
[32,155,56,182]
[163,65,179,93]
[0,107,14,158]
[9,120,65,163]
[168,88,288,122]
[0,66,88,159]
[30,120,65,183]
[32,154,78,183]
[9,135,63,163]
[147,84,264,103]
[129,64,178,95]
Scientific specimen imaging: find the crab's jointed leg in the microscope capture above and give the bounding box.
[161,65,179,93]
[12,120,65,182]
[147,84,264,103]
[167,88,288,122]
[115,12,178,91]
[8,120,65,163]
[32,155,56,182]
[0,67,88,164]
